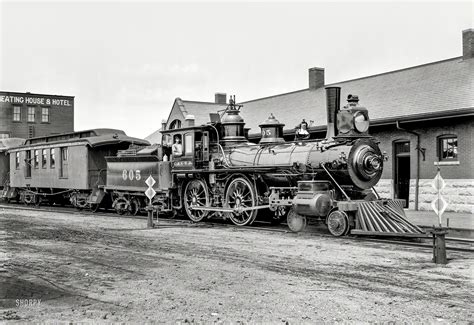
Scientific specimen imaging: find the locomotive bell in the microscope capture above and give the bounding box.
[259,113,285,144]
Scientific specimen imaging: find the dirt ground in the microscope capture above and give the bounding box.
[0,208,473,323]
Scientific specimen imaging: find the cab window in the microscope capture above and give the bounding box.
[172,134,183,157]
[184,133,193,155]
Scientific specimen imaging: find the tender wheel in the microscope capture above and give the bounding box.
[184,179,209,222]
[113,197,129,215]
[225,177,258,226]
[129,198,140,216]
[287,209,307,232]
[327,210,350,237]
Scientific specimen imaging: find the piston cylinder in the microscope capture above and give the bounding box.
[293,181,333,217]
[294,193,332,217]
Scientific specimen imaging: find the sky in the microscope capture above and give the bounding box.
[0,1,472,139]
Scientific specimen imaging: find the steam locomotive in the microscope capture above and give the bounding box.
[103,87,423,237]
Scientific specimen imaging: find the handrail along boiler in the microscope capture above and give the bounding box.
[155,88,423,236]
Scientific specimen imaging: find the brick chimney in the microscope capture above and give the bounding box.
[215,93,227,104]
[308,67,325,89]
[463,29,474,60]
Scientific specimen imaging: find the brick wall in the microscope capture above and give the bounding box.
[372,116,474,213]
[0,92,74,138]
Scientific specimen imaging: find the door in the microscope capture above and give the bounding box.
[60,147,68,178]
[394,141,410,208]
[25,151,32,178]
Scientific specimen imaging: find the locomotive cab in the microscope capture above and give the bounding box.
[161,126,211,171]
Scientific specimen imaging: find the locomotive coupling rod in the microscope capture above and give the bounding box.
[190,205,270,213]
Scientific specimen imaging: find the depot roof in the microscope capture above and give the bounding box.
[168,57,473,136]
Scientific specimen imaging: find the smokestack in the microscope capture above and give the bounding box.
[325,87,341,139]
[215,93,227,104]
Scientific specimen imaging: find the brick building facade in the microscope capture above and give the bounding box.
[148,29,474,213]
[0,91,74,139]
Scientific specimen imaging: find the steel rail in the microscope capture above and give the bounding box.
[1,202,472,253]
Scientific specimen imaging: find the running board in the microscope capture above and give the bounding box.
[350,200,426,237]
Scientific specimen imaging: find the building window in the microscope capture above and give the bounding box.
[50,148,56,168]
[169,119,182,129]
[15,152,20,169]
[0,133,9,139]
[34,150,39,168]
[27,106,35,122]
[438,135,458,161]
[42,149,47,168]
[41,107,49,122]
[13,106,21,121]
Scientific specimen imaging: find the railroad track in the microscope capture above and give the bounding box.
[1,202,473,253]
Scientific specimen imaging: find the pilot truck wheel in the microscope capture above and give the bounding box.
[287,208,307,232]
[184,179,209,222]
[225,177,258,226]
[327,210,350,237]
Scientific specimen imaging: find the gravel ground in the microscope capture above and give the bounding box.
[0,208,473,323]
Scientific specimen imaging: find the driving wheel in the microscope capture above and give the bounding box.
[225,177,258,226]
[184,179,209,222]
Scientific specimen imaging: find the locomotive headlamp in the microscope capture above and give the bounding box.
[354,112,369,133]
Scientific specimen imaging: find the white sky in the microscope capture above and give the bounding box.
[0,1,472,138]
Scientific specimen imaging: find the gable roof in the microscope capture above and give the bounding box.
[146,98,228,142]
[240,57,473,133]
[178,100,228,125]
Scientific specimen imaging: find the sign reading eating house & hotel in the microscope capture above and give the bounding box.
[0,94,72,107]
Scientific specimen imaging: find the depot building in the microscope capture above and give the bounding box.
[0,91,74,139]
[147,29,473,214]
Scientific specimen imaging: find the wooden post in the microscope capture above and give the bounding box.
[430,227,448,264]
[147,202,154,229]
